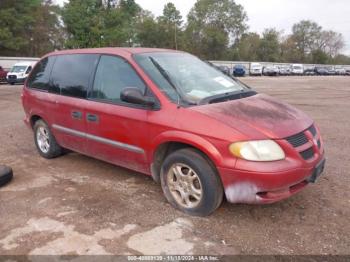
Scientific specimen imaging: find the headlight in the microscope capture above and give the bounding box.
[229,140,285,162]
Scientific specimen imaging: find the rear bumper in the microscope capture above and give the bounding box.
[218,157,325,204]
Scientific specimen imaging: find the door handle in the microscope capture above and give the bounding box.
[87,113,99,123]
[71,111,82,120]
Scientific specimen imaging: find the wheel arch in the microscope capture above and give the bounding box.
[150,131,223,183]
[30,115,43,129]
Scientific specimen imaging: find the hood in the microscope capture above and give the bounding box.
[191,94,313,139]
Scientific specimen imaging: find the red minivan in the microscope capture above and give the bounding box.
[22,48,325,216]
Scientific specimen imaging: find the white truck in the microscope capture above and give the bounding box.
[6,61,37,85]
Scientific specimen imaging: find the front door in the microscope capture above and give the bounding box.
[85,55,151,174]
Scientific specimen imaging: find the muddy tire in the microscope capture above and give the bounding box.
[0,166,13,187]
[34,120,63,159]
[160,148,223,217]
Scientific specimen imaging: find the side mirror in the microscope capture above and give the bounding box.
[120,87,155,107]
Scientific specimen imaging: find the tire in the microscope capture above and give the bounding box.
[160,148,223,216]
[33,119,63,159]
[0,166,13,187]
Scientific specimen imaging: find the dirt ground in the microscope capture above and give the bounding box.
[0,76,349,256]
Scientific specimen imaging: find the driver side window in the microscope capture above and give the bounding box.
[26,66,32,74]
[91,55,146,103]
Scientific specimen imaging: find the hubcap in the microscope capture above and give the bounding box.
[36,126,50,153]
[166,163,203,209]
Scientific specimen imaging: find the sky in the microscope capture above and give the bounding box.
[55,0,350,55]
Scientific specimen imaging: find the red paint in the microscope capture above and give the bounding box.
[22,48,325,204]
[0,66,8,82]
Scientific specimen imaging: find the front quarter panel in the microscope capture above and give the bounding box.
[147,105,248,170]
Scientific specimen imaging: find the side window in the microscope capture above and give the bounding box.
[91,55,146,103]
[26,66,32,74]
[50,54,99,98]
[27,57,56,91]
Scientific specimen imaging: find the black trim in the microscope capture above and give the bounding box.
[88,54,161,111]
[25,52,161,111]
[300,147,315,160]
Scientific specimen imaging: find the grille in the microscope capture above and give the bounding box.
[309,125,317,137]
[285,125,319,161]
[286,132,308,148]
[300,148,315,160]
[8,75,17,79]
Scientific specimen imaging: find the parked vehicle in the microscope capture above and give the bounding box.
[250,63,263,76]
[22,48,326,216]
[346,69,350,76]
[314,67,329,75]
[335,67,346,75]
[278,66,291,76]
[6,62,36,85]
[233,64,246,77]
[216,65,231,76]
[263,65,279,76]
[0,66,8,83]
[327,66,336,76]
[291,64,304,75]
[303,67,315,76]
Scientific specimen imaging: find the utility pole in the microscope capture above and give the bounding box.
[174,22,178,50]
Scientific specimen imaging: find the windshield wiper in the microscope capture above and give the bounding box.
[149,57,184,106]
[198,89,257,105]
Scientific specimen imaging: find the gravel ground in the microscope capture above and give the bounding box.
[0,76,349,256]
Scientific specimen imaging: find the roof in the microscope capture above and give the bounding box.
[46,47,183,58]
[13,61,37,66]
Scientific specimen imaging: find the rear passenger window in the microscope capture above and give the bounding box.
[50,54,99,98]
[90,55,146,103]
[27,57,56,91]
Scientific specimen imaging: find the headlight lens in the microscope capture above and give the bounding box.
[229,140,285,162]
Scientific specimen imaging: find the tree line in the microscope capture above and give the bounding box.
[0,0,349,65]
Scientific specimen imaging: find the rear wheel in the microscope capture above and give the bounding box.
[160,148,223,216]
[34,120,63,159]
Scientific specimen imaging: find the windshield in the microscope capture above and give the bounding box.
[134,52,247,105]
[293,66,302,70]
[11,66,27,73]
[251,64,261,68]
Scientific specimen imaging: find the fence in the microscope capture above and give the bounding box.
[0,57,40,71]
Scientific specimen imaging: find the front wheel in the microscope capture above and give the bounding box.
[160,148,223,216]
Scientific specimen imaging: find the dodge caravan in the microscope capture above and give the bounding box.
[22,48,326,216]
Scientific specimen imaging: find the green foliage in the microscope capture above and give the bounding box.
[0,0,61,56]
[61,0,142,48]
[186,0,248,59]
[0,1,349,64]
[332,54,350,65]
[62,0,105,48]
[157,3,183,49]
[292,20,322,60]
[258,29,281,62]
[232,33,259,61]
[310,49,329,64]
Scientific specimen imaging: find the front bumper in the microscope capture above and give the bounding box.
[218,156,325,204]
[7,77,26,84]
